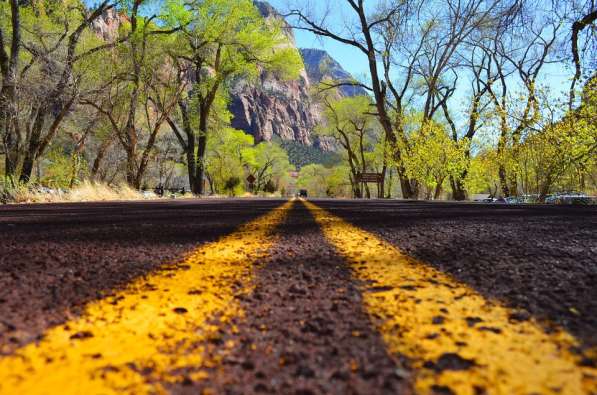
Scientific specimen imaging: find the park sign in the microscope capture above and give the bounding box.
[356,172,383,183]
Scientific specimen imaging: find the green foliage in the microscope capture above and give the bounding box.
[247,141,293,193]
[279,140,342,168]
[401,119,469,199]
[205,128,254,194]
[164,0,302,84]
[296,164,329,197]
[223,176,241,196]
[465,147,500,196]
[517,80,597,196]
[296,164,351,198]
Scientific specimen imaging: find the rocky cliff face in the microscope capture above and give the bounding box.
[300,48,368,97]
[229,1,319,146]
[228,2,365,148]
[229,72,317,145]
[91,8,125,41]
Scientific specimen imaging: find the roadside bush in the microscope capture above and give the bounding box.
[224,176,242,196]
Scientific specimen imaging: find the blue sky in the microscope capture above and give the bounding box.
[267,0,370,80]
[266,2,573,86]
[267,0,574,130]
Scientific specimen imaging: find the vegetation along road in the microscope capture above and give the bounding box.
[0,198,595,394]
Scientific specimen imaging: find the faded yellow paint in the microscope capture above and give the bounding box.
[0,201,292,395]
[304,200,597,395]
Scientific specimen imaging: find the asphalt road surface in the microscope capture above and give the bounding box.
[0,198,595,395]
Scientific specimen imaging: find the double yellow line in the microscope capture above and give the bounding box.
[304,200,596,395]
[0,199,595,395]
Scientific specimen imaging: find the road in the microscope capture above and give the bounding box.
[0,198,595,394]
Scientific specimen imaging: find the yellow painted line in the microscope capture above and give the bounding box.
[0,200,293,395]
[304,200,597,395]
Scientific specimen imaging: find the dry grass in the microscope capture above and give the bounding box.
[1,181,146,204]
[67,181,142,202]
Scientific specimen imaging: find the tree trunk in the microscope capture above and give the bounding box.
[186,150,196,192]
[0,0,20,182]
[379,163,387,199]
[450,171,468,201]
[397,166,416,199]
[433,182,443,200]
[193,133,206,195]
[19,156,35,183]
[19,110,46,183]
[192,113,208,195]
[538,175,553,202]
[497,127,510,197]
[498,164,510,197]
[125,146,138,188]
[91,135,114,178]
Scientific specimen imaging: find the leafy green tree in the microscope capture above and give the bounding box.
[297,164,330,197]
[296,163,352,198]
[518,77,596,200]
[464,148,500,197]
[0,0,117,183]
[84,1,185,188]
[317,94,379,198]
[164,0,302,194]
[325,165,352,198]
[247,141,293,194]
[204,127,253,195]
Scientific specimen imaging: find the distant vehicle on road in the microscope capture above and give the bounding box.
[298,189,308,198]
[545,191,591,205]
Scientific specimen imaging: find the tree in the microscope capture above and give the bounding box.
[247,141,292,194]
[164,0,301,194]
[401,118,468,200]
[317,94,378,198]
[0,0,121,183]
[464,147,500,197]
[520,77,596,200]
[204,127,253,195]
[289,0,506,199]
[83,1,186,188]
[565,1,596,108]
[296,163,330,197]
[480,1,563,196]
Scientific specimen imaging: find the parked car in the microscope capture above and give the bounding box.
[545,191,590,204]
[298,189,308,198]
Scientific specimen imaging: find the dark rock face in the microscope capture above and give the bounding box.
[229,71,317,145]
[229,1,320,146]
[228,2,366,148]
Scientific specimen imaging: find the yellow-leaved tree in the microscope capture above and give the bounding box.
[401,119,469,200]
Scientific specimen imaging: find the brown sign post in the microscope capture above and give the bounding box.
[355,172,384,199]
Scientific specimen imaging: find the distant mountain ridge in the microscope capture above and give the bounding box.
[299,48,367,97]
